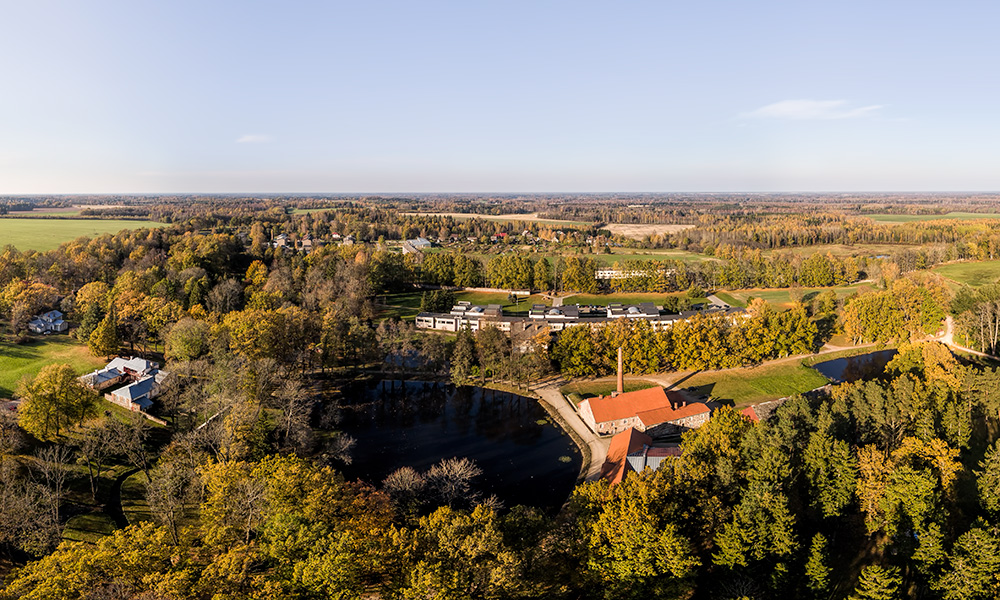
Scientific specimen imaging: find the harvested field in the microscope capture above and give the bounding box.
[603,223,696,239]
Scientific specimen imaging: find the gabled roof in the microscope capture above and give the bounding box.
[113,375,156,401]
[586,387,709,428]
[586,387,672,423]
[107,357,157,374]
[741,406,760,422]
[602,427,652,485]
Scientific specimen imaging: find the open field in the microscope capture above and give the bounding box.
[604,223,696,239]
[0,218,164,252]
[560,378,660,406]
[401,211,591,227]
[677,360,830,407]
[592,248,709,264]
[720,283,874,310]
[562,293,681,307]
[0,335,107,398]
[867,212,1000,224]
[932,260,1000,287]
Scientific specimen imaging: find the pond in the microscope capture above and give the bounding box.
[811,349,898,383]
[335,380,582,511]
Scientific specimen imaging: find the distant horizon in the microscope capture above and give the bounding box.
[5,190,1000,198]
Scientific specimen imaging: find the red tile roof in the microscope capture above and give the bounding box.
[602,427,652,485]
[587,387,672,423]
[636,402,709,427]
[587,386,708,427]
[741,406,760,422]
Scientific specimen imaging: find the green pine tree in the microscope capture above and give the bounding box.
[805,533,831,596]
[850,565,901,600]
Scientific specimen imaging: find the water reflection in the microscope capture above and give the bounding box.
[812,350,898,383]
[334,380,582,511]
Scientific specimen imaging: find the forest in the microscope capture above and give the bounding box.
[0,194,1000,599]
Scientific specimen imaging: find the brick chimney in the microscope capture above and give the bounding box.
[617,347,624,395]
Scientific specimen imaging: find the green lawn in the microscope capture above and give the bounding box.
[711,291,745,307]
[62,513,117,544]
[932,260,1000,287]
[0,335,107,398]
[678,361,830,407]
[867,212,1000,223]
[560,378,660,405]
[0,218,164,252]
[121,471,154,525]
[720,283,873,310]
[563,293,667,306]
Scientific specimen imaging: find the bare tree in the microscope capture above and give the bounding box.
[36,445,72,526]
[426,457,483,508]
[109,413,152,482]
[146,459,197,544]
[79,422,116,502]
[273,379,315,453]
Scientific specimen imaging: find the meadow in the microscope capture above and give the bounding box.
[719,283,873,310]
[932,260,1000,287]
[676,360,830,407]
[0,218,164,252]
[866,212,1000,224]
[0,335,106,398]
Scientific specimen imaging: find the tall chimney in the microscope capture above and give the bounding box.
[617,347,624,395]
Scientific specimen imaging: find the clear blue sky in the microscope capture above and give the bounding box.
[2,1,998,193]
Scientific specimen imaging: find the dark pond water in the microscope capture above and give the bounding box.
[336,380,582,511]
[812,349,898,383]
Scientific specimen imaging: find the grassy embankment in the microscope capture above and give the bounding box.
[676,361,830,408]
[0,335,107,398]
[0,218,164,252]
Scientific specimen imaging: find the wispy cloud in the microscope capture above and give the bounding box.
[742,100,884,120]
[235,134,274,144]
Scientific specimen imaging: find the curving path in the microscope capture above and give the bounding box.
[531,379,610,481]
[938,315,1000,361]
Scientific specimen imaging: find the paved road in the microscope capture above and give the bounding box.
[531,380,609,481]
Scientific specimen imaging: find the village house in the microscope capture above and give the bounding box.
[577,386,710,436]
[27,310,68,334]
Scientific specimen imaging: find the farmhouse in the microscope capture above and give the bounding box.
[80,357,168,413]
[27,310,68,334]
[578,386,710,436]
[601,427,681,485]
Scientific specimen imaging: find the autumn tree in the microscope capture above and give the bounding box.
[17,364,100,440]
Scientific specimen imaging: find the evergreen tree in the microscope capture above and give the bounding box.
[450,326,477,385]
[849,565,901,600]
[805,533,831,596]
